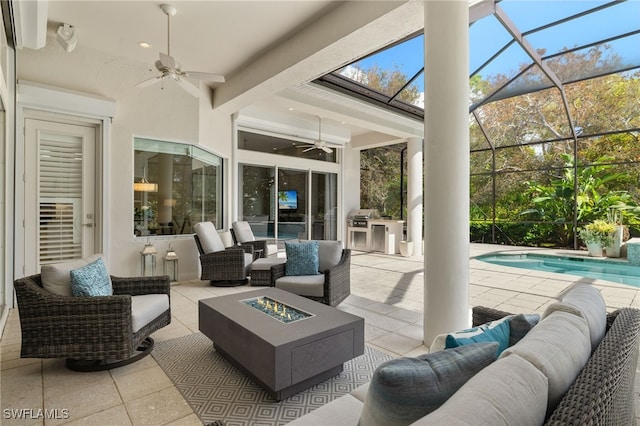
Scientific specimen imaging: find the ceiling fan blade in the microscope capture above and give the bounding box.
[176,78,201,97]
[183,71,225,83]
[136,76,162,88]
[159,52,176,70]
[321,146,333,153]
[302,146,315,152]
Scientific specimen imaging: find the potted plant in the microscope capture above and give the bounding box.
[605,208,626,258]
[579,220,616,257]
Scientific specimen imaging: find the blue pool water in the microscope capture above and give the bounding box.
[477,253,640,288]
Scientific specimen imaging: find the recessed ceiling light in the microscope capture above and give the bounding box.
[139,42,152,48]
[288,107,294,111]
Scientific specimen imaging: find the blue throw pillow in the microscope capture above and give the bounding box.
[358,342,499,426]
[445,317,510,356]
[70,257,113,297]
[285,241,320,276]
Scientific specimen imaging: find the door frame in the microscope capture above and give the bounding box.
[14,82,115,301]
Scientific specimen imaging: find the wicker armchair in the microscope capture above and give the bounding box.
[232,221,278,258]
[272,242,350,306]
[14,274,171,371]
[194,221,255,286]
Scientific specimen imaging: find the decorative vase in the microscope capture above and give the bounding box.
[605,225,623,258]
[586,242,604,257]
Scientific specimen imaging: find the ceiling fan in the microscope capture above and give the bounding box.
[136,4,225,97]
[301,117,344,153]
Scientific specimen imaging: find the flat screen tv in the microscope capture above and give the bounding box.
[278,189,298,210]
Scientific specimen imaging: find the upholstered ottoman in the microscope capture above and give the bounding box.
[250,257,286,286]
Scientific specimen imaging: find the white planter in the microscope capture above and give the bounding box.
[587,242,604,257]
[606,225,624,258]
[399,241,413,257]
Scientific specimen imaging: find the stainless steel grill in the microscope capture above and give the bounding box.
[347,209,380,228]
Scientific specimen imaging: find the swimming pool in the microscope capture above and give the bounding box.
[476,253,640,288]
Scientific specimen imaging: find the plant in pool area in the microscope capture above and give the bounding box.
[579,220,616,247]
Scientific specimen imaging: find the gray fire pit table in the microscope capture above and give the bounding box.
[198,287,364,401]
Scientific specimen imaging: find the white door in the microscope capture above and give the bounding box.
[24,119,97,273]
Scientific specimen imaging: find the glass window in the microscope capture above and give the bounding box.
[238,164,275,239]
[238,130,337,163]
[134,138,222,236]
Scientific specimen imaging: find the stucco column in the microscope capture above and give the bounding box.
[423,1,470,345]
[406,137,423,256]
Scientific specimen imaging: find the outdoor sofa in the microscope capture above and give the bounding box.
[289,283,640,425]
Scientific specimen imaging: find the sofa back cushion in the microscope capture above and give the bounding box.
[415,353,548,426]
[41,253,103,296]
[499,310,591,415]
[317,240,343,272]
[232,221,255,243]
[194,222,225,254]
[543,283,606,351]
[358,342,498,426]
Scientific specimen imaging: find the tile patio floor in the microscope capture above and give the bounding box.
[2,243,640,425]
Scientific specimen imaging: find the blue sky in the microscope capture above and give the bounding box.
[342,1,637,94]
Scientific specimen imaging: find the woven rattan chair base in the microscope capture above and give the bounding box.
[210,279,248,287]
[65,337,155,372]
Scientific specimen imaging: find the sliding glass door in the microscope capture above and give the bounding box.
[238,165,337,241]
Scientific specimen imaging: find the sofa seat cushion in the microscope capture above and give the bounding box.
[543,283,606,351]
[359,342,498,426]
[275,274,325,297]
[243,252,254,268]
[41,254,103,296]
[194,222,225,253]
[499,310,591,415]
[317,240,343,271]
[414,353,548,426]
[131,294,170,333]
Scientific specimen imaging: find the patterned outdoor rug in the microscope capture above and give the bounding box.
[152,332,392,426]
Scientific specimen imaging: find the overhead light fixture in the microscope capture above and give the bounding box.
[134,167,158,192]
[139,41,152,48]
[56,23,78,52]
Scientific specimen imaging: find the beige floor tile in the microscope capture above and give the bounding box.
[164,413,204,426]
[112,365,173,402]
[44,378,122,423]
[369,332,422,356]
[62,404,132,426]
[124,387,192,426]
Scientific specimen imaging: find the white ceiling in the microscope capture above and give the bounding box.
[42,0,420,145]
[46,1,337,87]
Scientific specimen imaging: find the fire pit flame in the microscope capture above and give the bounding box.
[243,296,313,324]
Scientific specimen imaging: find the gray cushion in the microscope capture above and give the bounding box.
[218,230,235,248]
[194,222,225,253]
[131,294,170,333]
[416,354,548,426]
[499,310,591,415]
[358,342,499,426]
[543,283,606,351]
[40,254,103,296]
[275,274,325,297]
[232,221,256,243]
[508,313,540,346]
[317,240,343,272]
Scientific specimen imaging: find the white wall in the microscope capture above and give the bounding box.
[17,37,233,279]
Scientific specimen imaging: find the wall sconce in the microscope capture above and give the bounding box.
[134,167,158,192]
[163,245,179,282]
[140,239,157,276]
[56,23,78,52]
